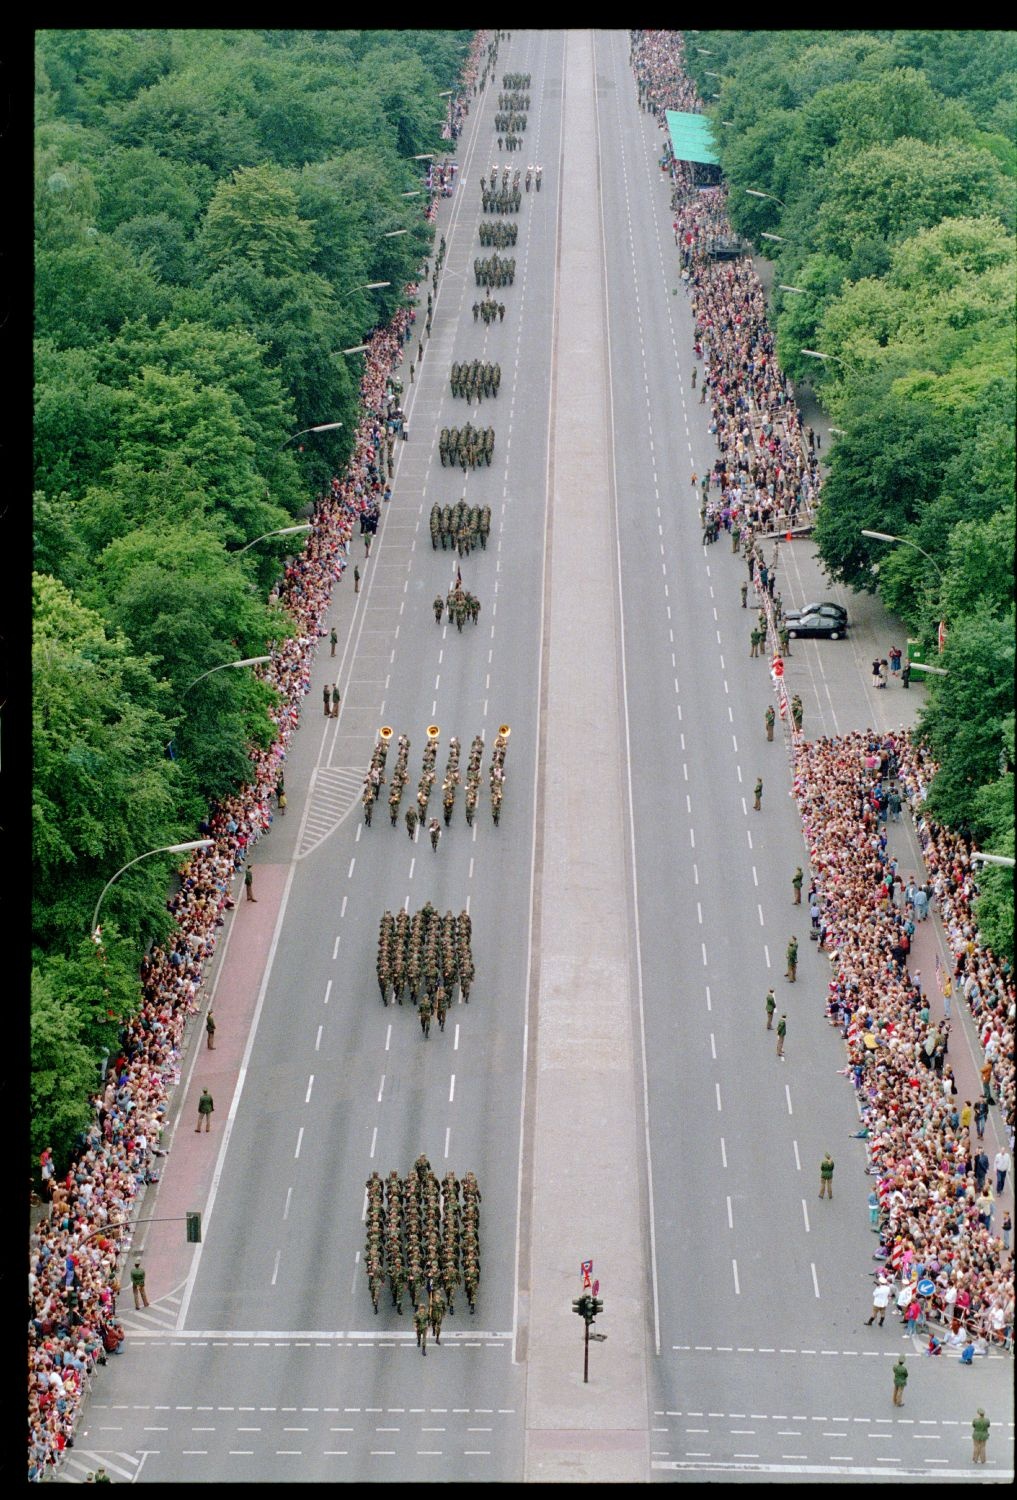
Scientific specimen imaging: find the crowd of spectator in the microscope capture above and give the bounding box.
[28,274,423,1482]
[631,29,823,534]
[793,729,1014,1348]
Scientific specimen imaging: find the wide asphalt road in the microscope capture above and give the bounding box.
[62,28,1011,1486]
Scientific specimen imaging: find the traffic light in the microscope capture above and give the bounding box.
[572,1294,600,1324]
[186,1211,202,1243]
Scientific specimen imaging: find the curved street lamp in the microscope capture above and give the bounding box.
[746,188,786,208]
[183,656,273,694]
[970,851,1016,869]
[276,422,343,454]
[859,530,944,582]
[234,524,312,556]
[383,229,409,239]
[91,840,214,940]
[800,348,844,364]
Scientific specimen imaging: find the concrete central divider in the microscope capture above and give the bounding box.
[521,28,651,1484]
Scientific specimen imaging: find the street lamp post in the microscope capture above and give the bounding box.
[971,852,1016,870]
[800,348,844,364]
[91,840,214,940]
[183,657,273,694]
[383,229,409,239]
[276,422,343,454]
[859,531,944,583]
[234,524,312,556]
[760,232,787,244]
[778,284,806,294]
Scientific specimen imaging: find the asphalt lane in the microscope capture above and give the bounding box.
[65,29,561,1486]
[592,28,1011,1481]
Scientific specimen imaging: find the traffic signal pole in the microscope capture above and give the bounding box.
[572,1291,604,1382]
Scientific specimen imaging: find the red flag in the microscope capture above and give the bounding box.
[456,565,462,588]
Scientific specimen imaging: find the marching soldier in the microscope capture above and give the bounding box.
[433,594,444,623]
[764,704,775,741]
[419,992,433,1038]
[785,935,799,982]
[406,806,418,840]
[753,776,763,811]
[429,817,441,851]
[429,1287,446,1344]
[414,1302,430,1355]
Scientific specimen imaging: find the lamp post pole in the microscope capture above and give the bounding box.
[182,657,273,694]
[234,524,312,556]
[91,840,214,941]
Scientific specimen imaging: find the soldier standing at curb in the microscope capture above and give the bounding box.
[741,581,748,608]
[753,777,763,811]
[323,684,331,717]
[131,1258,149,1308]
[330,627,338,657]
[331,685,341,719]
[892,1356,908,1406]
[819,1153,835,1199]
[776,1014,787,1059]
[792,867,803,904]
[765,705,775,741]
[195,1089,214,1133]
[971,1409,990,1464]
[205,1010,216,1049]
[786,935,799,981]
[765,988,776,1029]
[244,864,256,902]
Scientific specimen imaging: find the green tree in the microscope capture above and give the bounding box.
[33,574,182,945]
[918,609,1016,828]
[198,163,316,278]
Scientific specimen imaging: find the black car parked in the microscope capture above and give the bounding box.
[783,602,848,640]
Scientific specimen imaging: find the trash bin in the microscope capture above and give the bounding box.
[907,639,926,665]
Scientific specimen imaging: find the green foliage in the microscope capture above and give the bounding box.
[30,26,476,1162]
[918,610,1015,828]
[31,967,105,1169]
[33,574,182,943]
[199,163,316,277]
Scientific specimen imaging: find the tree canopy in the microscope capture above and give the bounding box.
[33,26,470,1165]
